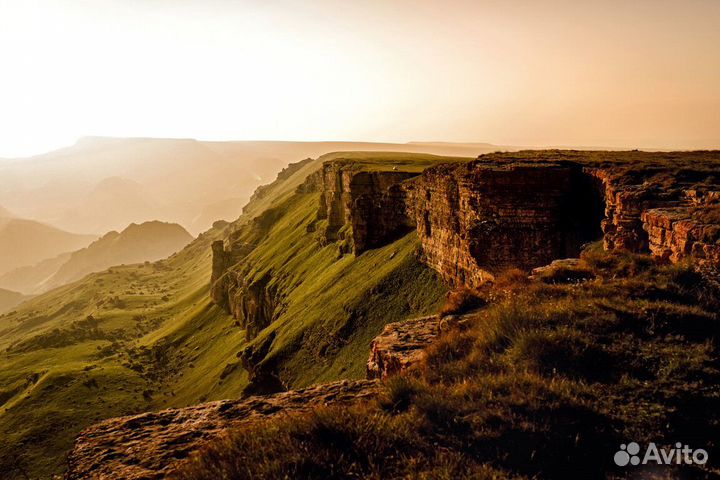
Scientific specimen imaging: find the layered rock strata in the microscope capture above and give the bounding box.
[402,154,719,287]
[405,160,605,287]
[317,162,418,253]
[642,196,720,267]
[213,151,720,316]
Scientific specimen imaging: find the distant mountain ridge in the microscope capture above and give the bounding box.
[0,217,96,277]
[0,253,71,294]
[2,221,193,294]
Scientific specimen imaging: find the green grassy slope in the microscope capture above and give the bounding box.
[0,151,458,478]
[214,151,473,387]
[231,190,446,387]
[0,225,230,477]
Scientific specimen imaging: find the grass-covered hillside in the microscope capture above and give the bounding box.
[215,152,475,390]
[0,152,459,479]
[177,246,720,479]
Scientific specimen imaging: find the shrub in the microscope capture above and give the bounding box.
[439,288,485,317]
[491,267,530,292]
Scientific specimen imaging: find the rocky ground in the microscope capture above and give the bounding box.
[65,380,378,479]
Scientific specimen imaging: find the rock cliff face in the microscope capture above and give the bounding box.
[396,152,720,287]
[367,313,471,379]
[404,160,605,287]
[64,380,378,480]
[317,162,418,253]
[642,193,720,267]
[209,239,255,308]
[214,150,720,313]
[212,266,279,340]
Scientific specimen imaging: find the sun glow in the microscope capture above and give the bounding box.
[0,0,719,157]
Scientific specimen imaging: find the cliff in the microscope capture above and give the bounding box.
[207,152,450,394]
[306,151,720,288]
[61,150,720,479]
[642,192,720,268]
[405,160,605,287]
[317,161,418,253]
[210,150,720,389]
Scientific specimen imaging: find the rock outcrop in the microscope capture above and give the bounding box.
[404,160,605,288]
[367,313,472,379]
[642,192,720,267]
[209,239,256,308]
[212,150,720,356]
[213,266,280,340]
[317,162,418,253]
[306,153,717,289]
[64,380,378,480]
[398,152,719,287]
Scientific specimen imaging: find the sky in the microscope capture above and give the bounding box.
[0,0,719,157]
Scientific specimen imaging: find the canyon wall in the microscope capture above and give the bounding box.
[317,162,418,253]
[218,152,720,301]
[404,160,605,287]
[310,154,720,289]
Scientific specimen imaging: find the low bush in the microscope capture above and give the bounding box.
[439,288,485,317]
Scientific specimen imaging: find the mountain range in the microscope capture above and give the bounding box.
[0,214,96,278]
[1,149,720,478]
[0,221,193,294]
[0,138,510,235]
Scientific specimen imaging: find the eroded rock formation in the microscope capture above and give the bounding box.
[311,152,720,288]
[64,380,378,480]
[213,266,280,340]
[317,162,418,253]
[642,192,720,267]
[212,151,720,350]
[367,313,471,379]
[405,160,605,287]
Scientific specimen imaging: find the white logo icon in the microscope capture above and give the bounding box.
[614,442,641,466]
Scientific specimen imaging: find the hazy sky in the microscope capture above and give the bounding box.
[0,0,719,156]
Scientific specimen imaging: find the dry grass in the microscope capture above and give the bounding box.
[438,288,485,317]
[174,248,720,479]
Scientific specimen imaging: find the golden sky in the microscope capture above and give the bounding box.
[0,0,718,156]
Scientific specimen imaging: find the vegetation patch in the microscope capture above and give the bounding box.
[177,248,720,479]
